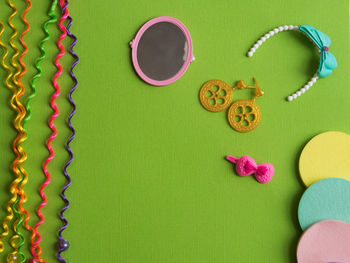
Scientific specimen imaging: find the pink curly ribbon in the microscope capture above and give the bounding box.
[32,3,68,260]
[226,155,274,184]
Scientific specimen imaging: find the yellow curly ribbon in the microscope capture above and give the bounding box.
[0,21,23,258]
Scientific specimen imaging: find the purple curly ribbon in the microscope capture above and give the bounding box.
[58,0,78,262]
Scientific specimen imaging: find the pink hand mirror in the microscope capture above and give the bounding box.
[130,16,194,86]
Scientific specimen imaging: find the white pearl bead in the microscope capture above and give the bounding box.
[312,77,317,82]
[293,94,297,99]
[287,96,293,101]
[308,81,314,86]
[305,85,310,90]
[248,51,253,57]
[297,91,301,96]
[301,88,306,93]
[269,31,275,36]
[274,28,279,33]
[261,37,267,42]
[284,25,289,30]
[254,44,259,49]
[288,25,294,30]
[257,40,263,45]
[278,26,284,31]
[251,48,256,53]
[294,25,299,30]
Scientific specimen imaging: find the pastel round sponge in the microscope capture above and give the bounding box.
[297,220,350,263]
[298,178,350,230]
[299,131,350,187]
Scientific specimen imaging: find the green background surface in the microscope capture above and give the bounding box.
[0,0,349,262]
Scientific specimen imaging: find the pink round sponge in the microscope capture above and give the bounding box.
[297,220,350,263]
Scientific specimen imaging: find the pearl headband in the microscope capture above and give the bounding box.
[247,25,337,101]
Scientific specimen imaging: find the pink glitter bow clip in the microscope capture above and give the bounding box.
[225,155,274,184]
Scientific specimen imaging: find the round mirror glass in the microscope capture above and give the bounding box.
[131,17,194,86]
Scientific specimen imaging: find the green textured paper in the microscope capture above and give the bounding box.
[0,0,349,262]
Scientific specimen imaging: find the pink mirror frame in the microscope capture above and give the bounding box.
[130,16,194,86]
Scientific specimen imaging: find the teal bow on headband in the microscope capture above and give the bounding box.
[299,25,337,78]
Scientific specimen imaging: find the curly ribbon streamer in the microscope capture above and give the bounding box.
[38,3,68,258]
[33,0,68,260]
[0,0,31,260]
[58,0,78,262]
[30,1,57,262]
[0,22,20,260]
[14,1,37,263]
